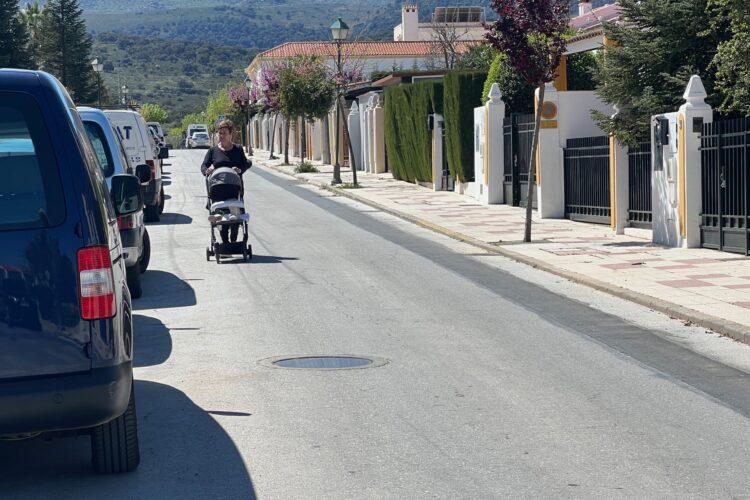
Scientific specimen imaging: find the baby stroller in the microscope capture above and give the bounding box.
[205,167,252,263]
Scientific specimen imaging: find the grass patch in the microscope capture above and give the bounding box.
[295,161,319,173]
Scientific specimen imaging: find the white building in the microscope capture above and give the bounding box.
[393,3,487,42]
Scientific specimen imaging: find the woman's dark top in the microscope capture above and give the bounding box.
[200,144,251,176]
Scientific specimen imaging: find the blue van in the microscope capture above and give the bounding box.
[0,70,140,473]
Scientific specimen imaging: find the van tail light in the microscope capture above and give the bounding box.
[77,246,115,320]
[146,159,156,178]
[117,214,135,230]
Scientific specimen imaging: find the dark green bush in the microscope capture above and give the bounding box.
[384,81,443,183]
[443,71,487,183]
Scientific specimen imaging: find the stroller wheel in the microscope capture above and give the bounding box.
[242,248,248,262]
[206,247,211,261]
[247,244,253,259]
[216,253,221,264]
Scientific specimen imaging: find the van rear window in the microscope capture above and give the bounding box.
[0,93,65,230]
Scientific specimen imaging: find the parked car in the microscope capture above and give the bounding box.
[185,123,208,147]
[79,107,152,298]
[105,109,167,222]
[146,121,165,144]
[188,131,210,149]
[0,69,140,473]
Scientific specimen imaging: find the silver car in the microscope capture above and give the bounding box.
[189,132,210,149]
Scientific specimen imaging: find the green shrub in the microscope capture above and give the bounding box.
[295,161,318,173]
[384,80,443,183]
[444,71,487,183]
[482,55,534,115]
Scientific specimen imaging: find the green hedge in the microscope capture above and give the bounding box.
[384,81,443,183]
[443,71,487,182]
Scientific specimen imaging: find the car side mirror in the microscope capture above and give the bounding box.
[111,174,143,216]
[135,164,151,184]
[158,146,169,159]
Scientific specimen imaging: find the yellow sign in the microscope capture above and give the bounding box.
[540,120,558,129]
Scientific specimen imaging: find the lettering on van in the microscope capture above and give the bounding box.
[116,125,132,140]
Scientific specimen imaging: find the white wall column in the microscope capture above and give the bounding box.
[372,94,386,174]
[611,136,629,234]
[348,101,362,170]
[536,82,564,218]
[679,75,713,248]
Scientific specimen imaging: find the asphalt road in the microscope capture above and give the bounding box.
[2,149,750,499]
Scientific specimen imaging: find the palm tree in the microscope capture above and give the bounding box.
[20,1,44,63]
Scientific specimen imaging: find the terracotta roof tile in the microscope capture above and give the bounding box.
[255,40,479,60]
[569,3,621,31]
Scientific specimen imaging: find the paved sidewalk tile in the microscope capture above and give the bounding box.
[250,150,750,344]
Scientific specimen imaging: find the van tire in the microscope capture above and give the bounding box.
[126,265,142,299]
[157,187,165,214]
[139,229,150,273]
[91,382,140,474]
[144,203,160,222]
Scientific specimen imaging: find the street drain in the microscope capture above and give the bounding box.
[261,355,388,370]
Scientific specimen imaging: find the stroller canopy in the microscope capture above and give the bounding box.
[208,167,243,201]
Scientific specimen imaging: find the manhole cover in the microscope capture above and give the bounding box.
[261,355,388,370]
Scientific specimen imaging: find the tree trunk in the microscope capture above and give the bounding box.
[301,117,307,164]
[284,117,291,165]
[337,96,357,186]
[524,84,545,243]
[269,113,278,159]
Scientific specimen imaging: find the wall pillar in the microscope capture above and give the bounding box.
[611,135,629,234]
[432,113,444,190]
[483,83,506,203]
[536,82,564,218]
[372,94,386,174]
[679,75,713,248]
[348,101,362,170]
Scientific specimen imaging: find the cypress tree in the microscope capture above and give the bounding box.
[708,0,750,115]
[38,0,95,103]
[593,0,726,145]
[0,0,35,69]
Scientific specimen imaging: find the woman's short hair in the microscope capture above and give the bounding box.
[217,119,234,133]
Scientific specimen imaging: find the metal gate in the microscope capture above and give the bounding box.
[440,119,453,191]
[503,113,535,207]
[628,140,652,228]
[563,135,611,224]
[700,118,750,255]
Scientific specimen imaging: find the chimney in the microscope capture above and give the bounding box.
[401,3,419,41]
[578,0,592,16]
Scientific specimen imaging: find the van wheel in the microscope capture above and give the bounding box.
[144,203,160,222]
[157,187,165,214]
[126,265,142,299]
[139,229,151,273]
[91,382,140,474]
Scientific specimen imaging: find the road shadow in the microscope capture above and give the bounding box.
[133,314,171,367]
[161,179,172,186]
[246,255,299,265]
[134,271,196,310]
[149,213,192,226]
[0,381,257,499]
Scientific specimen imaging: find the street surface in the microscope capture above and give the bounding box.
[1,150,749,499]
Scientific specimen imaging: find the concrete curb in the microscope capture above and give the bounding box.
[255,160,750,346]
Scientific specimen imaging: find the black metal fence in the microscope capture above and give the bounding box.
[628,140,652,228]
[502,113,536,207]
[563,135,611,224]
[700,118,750,255]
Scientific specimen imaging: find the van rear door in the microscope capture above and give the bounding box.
[0,91,91,379]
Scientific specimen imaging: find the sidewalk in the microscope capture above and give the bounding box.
[250,149,750,346]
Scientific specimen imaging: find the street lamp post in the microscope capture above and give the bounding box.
[244,77,253,155]
[330,17,349,185]
[121,84,129,109]
[91,58,103,108]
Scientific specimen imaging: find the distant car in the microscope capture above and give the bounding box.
[189,131,210,149]
[79,107,152,298]
[146,121,165,143]
[185,123,208,147]
[0,69,141,473]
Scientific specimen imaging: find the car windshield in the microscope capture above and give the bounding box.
[194,133,208,139]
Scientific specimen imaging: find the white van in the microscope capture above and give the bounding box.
[105,109,166,221]
[186,123,208,148]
